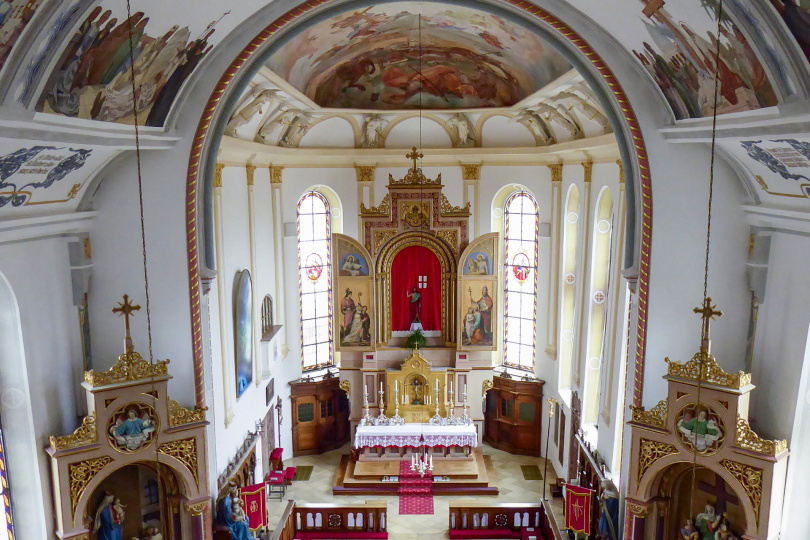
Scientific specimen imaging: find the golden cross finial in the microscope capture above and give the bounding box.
[406,147,423,171]
[693,296,722,342]
[548,396,557,418]
[113,294,141,352]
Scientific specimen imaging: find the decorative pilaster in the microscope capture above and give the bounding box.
[269,165,289,357]
[546,164,562,359]
[213,163,235,425]
[246,164,260,386]
[461,164,480,237]
[573,162,593,386]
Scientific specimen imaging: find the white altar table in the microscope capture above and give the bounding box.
[354,423,478,450]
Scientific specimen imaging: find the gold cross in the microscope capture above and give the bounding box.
[693,296,722,341]
[113,294,141,350]
[406,147,423,171]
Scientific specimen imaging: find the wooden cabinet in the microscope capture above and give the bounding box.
[290,377,350,456]
[483,376,545,456]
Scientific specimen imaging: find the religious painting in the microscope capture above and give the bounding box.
[462,236,496,275]
[106,402,158,453]
[768,0,810,63]
[333,234,375,350]
[0,141,117,214]
[626,1,778,119]
[460,279,497,348]
[264,2,571,109]
[668,466,746,540]
[234,269,253,398]
[717,138,810,202]
[337,281,372,348]
[37,3,231,126]
[338,253,369,276]
[675,403,726,455]
[0,0,45,73]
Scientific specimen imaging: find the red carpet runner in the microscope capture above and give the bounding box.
[398,461,434,514]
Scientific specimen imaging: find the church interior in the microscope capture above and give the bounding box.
[1,0,810,539]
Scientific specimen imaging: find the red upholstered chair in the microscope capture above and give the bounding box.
[284,466,296,485]
[270,447,284,471]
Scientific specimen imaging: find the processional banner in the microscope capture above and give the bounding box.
[240,482,267,532]
[564,484,593,534]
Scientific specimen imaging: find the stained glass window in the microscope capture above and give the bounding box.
[503,191,539,371]
[297,191,333,371]
[0,419,13,540]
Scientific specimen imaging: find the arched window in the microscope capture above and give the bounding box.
[583,188,614,425]
[559,185,580,393]
[503,191,539,371]
[297,191,333,371]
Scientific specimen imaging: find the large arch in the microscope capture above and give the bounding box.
[183,0,654,409]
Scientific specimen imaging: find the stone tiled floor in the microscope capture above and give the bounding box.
[266,444,565,540]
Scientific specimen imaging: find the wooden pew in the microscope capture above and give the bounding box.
[270,500,388,539]
[448,501,549,539]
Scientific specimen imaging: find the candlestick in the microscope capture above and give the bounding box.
[435,379,439,391]
[380,381,383,392]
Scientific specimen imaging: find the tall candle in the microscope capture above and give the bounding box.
[464,384,468,395]
[435,379,439,391]
[364,384,368,396]
[396,380,399,393]
[380,381,383,392]
[449,381,453,394]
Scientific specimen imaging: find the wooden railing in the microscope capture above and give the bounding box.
[271,500,296,540]
[540,500,564,540]
[448,501,563,540]
[269,500,388,538]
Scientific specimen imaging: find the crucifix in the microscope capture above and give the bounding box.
[698,473,739,514]
[113,294,141,352]
[693,296,723,350]
[406,147,423,171]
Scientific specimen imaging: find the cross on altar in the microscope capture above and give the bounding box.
[113,294,141,351]
[698,473,739,514]
[407,147,423,170]
[693,296,723,341]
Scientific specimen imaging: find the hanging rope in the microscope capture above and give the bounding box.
[125,0,162,513]
[689,0,724,521]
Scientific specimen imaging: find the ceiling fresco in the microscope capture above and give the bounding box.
[768,1,810,62]
[36,1,240,126]
[0,139,118,215]
[0,0,45,72]
[264,3,572,110]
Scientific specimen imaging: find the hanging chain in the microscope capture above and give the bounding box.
[689,0,724,521]
[125,0,162,509]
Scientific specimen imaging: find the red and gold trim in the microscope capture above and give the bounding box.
[184,0,654,409]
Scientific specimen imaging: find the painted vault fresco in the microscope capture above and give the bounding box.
[264,2,572,109]
[736,138,810,200]
[768,0,810,62]
[628,0,778,119]
[38,2,232,126]
[0,0,45,72]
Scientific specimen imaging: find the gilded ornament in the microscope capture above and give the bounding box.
[482,379,494,397]
[50,413,97,450]
[360,194,390,215]
[629,400,667,429]
[168,399,208,427]
[582,161,593,183]
[356,165,375,183]
[184,500,208,517]
[665,349,752,389]
[107,402,159,454]
[245,164,256,186]
[389,148,441,185]
[460,164,480,181]
[269,166,284,184]
[735,414,787,456]
[720,459,762,524]
[437,229,457,248]
[627,503,650,518]
[616,159,624,184]
[675,403,726,456]
[69,456,113,514]
[440,194,471,215]
[637,438,678,487]
[214,163,224,188]
[338,380,351,399]
[374,231,395,251]
[547,164,563,183]
[159,437,199,487]
[84,350,170,387]
[403,203,428,227]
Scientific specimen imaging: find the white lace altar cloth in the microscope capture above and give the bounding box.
[354,423,477,448]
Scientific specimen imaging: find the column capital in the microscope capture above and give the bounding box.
[246,164,256,186]
[269,165,284,184]
[355,165,375,182]
[214,163,224,187]
[547,163,563,183]
[582,161,593,183]
[460,163,481,181]
[617,159,624,184]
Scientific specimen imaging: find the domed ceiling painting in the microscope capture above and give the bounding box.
[265,3,572,110]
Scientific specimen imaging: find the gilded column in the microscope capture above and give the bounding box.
[546,164,563,360]
[573,162,593,387]
[213,163,235,425]
[269,165,289,357]
[461,164,480,238]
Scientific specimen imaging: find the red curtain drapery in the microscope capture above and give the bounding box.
[391,245,442,331]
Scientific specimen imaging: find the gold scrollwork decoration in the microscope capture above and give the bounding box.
[84,350,170,387]
[665,349,752,390]
[159,437,199,487]
[735,415,787,456]
[388,169,441,186]
[629,400,667,429]
[355,165,375,183]
[460,164,480,181]
[482,379,494,397]
[168,399,208,427]
[638,438,678,487]
[360,194,390,215]
[440,194,471,215]
[184,500,209,517]
[69,456,113,515]
[627,503,650,518]
[338,380,351,399]
[374,230,396,251]
[437,229,457,248]
[720,459,763,524]
[50,413,97,450]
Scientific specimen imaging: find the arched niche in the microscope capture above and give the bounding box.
[374,231,457,346]
[299,116,357,148]
[383,116,453,149]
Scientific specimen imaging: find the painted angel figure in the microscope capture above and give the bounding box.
[341,255,363,276]
[109,408,155,451]
[677,409,721,452]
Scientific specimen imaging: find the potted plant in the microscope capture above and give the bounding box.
[405,328,426,350]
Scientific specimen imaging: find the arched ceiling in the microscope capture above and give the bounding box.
[263,2,572,109]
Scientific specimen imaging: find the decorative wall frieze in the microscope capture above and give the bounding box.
[720,459,763,524]
[735,415,788,456]
[50,413,97,451]
[355,165,375,182]
[84,350,170,387]
[168,399,208,428]
[629,400,667,429]
[665,350,752,390]
[637,438,678,487]
[69,456,113,515]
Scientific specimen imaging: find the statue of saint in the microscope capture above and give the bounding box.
[678,408,722,452]
[109,408,154,451]
[407,287,421,324]
[94,492,124,540]
[694,505,721,540]
[681,519,699,540]
[142,526,164,540]
[714,522,739,540]
[217,484,256,540]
